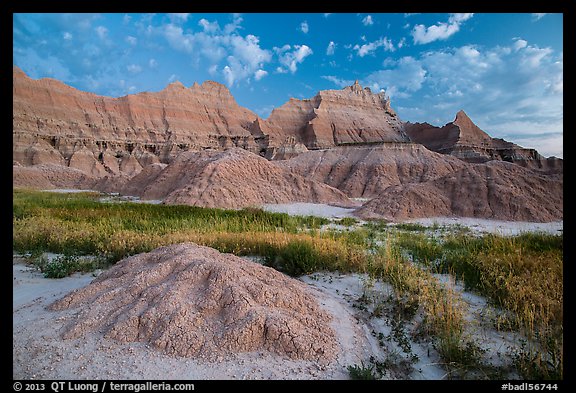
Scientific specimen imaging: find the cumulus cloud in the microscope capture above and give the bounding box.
[412,13,473,45]
[370,38,562,156]
[198,18,219,34]
[354,37,394,57]
[300,21,309,34]
[254,69,268,81]
[159,18,272,87]
[326,41,336,56]
[365,56,427,98]
[362,15,373,26]
[275,44,313,73]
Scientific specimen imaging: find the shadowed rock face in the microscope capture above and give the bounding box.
[49,243,339,361]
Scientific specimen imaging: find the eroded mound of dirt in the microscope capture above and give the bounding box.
[49,243,338,362]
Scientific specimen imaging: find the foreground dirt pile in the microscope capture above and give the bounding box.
[48,243,338,361]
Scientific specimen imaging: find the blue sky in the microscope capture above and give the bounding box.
[13,13,563,157]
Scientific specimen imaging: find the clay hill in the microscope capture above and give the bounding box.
[49,243,338,361]
[106,148,354,209]
[275,143,468,199]
[356,160,563,222]
[12,67,563,222]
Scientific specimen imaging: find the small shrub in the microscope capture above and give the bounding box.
[339,217,359,227]
[42,254,80,278]
[347,362,377,380]
[264,240,321,276]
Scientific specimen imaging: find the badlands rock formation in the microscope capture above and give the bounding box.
[251,80,409,150]
[13,66,264,177]
[405,110,562,172]
[356,160,563,222]
[12,67,562,222]
[49,243,338,361]
[110,148,355,209]
[276,143,467,198]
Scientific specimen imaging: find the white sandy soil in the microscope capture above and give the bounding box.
[262,202,563,236]
[13,255,526,380]
[261,203,357,219]
[403,217,563,236]
[13,258,379,380]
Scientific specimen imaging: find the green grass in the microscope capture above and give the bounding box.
[12,189,563,379]
[391,230,563,379]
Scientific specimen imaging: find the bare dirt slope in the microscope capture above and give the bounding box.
[49,243,338,361]
[112,148,356,209]
[356,160,563,222]
[276,143,466,198]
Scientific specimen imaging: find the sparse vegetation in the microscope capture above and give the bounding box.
[12,189,562,379]
[347,361,377,380]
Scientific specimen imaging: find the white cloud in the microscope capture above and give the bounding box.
[300,21,309,34]
[326,41,336,56]
[126,64,142,74]
[323,13,331,18]
[95,26,108,40]
[224,13,243,34]
[208,64,218,76]
[163,23,194,52]
[365,56,427,98]
[275,44,313,73]
[362,15,373,26]
[125,35,137,45]
[222,65,235,87]
[230,34,272,70]
[397,37,406,49]
[449,13,474,24]
[532,13,547,21]
[198,18,219,34]
[254,69,268,81]
[160,18,272,87]
[167,13,190,24]
[63,32,72,40]
[354,37,394,57]
[148,58,158,68]
[412,13,473,45]
[374,40,562,156]
[513,38,528,51]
